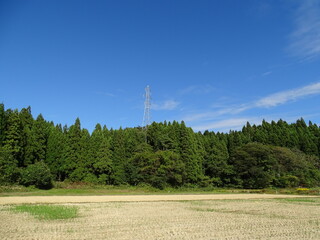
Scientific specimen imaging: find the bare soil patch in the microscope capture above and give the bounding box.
[0,193,317,205]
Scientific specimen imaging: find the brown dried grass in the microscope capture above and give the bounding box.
[1,196,320,239]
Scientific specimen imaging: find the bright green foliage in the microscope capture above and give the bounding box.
[20,161,53,189]
[13,204,78,220]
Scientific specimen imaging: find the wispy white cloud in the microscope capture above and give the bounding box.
[262,71,272,77]
[192,118,255,132]
[184,82,320,123]
[179,84,215,95]
[191,113,316,132]
[95,91,115,97]
[289,0,320,60]
[183,82,320,132]
[255,82,320,107]
[152,100,180,111]
[103,92,116,97]
[183,105,249,122]
[182,112,214,122]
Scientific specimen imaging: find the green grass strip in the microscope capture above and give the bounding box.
[13,204,78,220]
[280,198,320,203]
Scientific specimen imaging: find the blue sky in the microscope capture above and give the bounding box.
[1,0,320,132]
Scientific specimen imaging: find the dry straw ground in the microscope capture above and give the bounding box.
[1,194,320,239]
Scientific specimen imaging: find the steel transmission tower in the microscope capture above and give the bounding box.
[142,85,151,129]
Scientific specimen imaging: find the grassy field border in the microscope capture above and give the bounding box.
[1,183,319,197]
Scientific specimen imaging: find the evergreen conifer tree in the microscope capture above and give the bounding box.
[64,118,83,180]
[0,104,6,146]
[3,109,23,166]
[179,121,203,184]
[111,128,127,184]
[46,124,67,181]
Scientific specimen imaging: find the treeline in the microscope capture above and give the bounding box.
[0,104,320,189]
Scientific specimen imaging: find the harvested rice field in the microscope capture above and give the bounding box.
[1,194,320,239]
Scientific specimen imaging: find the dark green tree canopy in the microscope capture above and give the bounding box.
[0,104,320,189]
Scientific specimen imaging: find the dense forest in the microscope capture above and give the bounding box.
[0,103,320,189]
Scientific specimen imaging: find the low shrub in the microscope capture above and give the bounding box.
[20,161,53,189]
